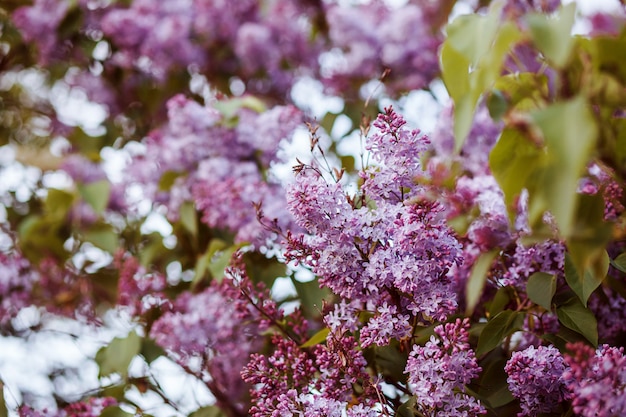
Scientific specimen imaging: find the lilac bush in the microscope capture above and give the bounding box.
[1,0,626,416]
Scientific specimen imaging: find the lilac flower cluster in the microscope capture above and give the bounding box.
[100,0,321,94]
[504,345,570,416]
[126,94,301,245]
[405,318,485,417]
[564,343,626,417]
[286,108,462,335]
[150,278,263,410]
[115,253,169,317]
[323,2,442,96]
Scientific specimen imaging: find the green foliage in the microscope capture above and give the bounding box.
[476,310,524,356]
[465,249,498,315]
[526,272,556,311]
[441,2,521,149]
[555,296,598,346]
[189,406,227,417]
[96,331,142,378]
[526,3,577,68]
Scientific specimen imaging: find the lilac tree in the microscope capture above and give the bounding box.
[0,0,625,416]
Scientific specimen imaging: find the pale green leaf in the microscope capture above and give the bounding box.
[531,96,598,237]
[526,3,577,67]
[96,331,142,377]
[301,328,330,348]
[78,180,111,214]
[466,250,498,315]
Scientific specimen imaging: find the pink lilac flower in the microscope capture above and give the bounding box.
[564,343,626,417]
[405,318,485,416]
[114,253,169,317]
[505,345,570,416]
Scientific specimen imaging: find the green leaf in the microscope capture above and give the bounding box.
[489,127,544,220]
[531,96,598,237]
[526,272,556,310]
[141,338,166,364]
[45,188,76,219]
[292,277,333,319]
[100,407,134,417]
[96,331,142,377]
[440,41,470,103]
[556,297,598,346]
[564,249,608,307]
[193,239,243,288]
[611,253,626,273]
[477,310,524,356]
[83,225,119,254]
[0,381,8,417]
[189,406,226,417]
[526,3,577,68]
[466,250,498,315]
[78,180,111,214]
[180,202,198,238]
[487,286,512,317]
[300,328,329,348]
[397,397,417,417]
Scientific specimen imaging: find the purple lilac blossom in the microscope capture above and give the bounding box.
[323,2,441,96]
[287,108,462,344]
[564,343,626,417]
[125,94,301,246]
[588,286,626,344]
[504,345,570,416]
[150,280,262,410]
[430,101,503,177]
[11,0,70,65]
[405,318,485,416]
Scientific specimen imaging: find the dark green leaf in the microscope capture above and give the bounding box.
[397,397,417,417]
[45,188,76,219]
[526,272,556,310]
[189,405,226,417]
[477,310,524,356]
[141,338,166,364]
[466,250,498,315]
[0,381,8,417]
[612,253,626,273]
[564,250,608,307]
[556,297,598,346]
[78,180,111,214]
[96,331,142,377]
[487,286,511,317]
